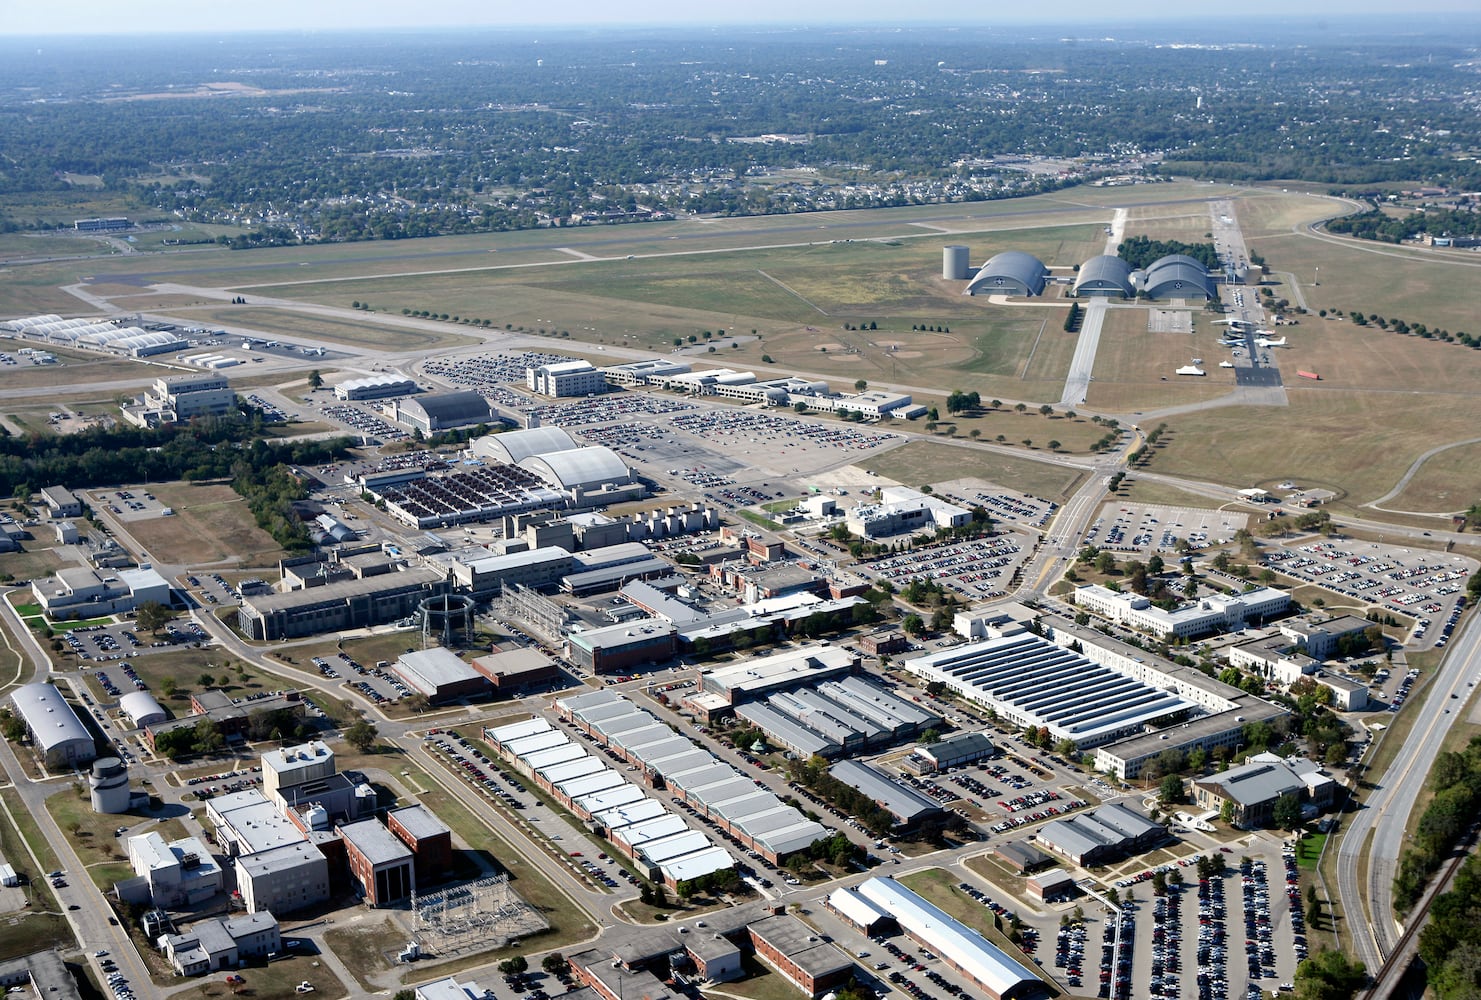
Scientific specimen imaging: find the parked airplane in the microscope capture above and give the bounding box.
[1255,336,1287,347]
[1212,318,1252,327]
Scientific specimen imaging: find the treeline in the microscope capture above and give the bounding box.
[1393,735,1481,912]
[785,755,898,836]
[1324,309,1476,350]
[1117,236,1219,271]
[0,418,351,552]
[1418,849,1481,998]
[1327,205,1481,244]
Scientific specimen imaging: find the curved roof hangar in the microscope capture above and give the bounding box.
[964,251,1050,297]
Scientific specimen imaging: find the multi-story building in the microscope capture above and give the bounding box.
[527,360,606,397]
[339,818,415,907]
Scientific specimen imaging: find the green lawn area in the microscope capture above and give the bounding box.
[1294,831,1327,872]
[172,952,347,1000]
[703,956,808,1000]
[0,787,74,960]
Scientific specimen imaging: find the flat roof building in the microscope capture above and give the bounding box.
[340,818,415,907]
[527,359,606,398]
[237,567,443,641]
[394,648,491,704]
[235,841,330,916]
[700,644,857,705]
[829,759,945,829]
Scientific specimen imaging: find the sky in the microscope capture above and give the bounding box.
[5,0,1479,35]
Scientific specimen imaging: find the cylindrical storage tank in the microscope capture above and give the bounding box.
[89,757,130,814]
[943,245,970,281]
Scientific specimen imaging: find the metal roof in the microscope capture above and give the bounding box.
[921,731,997,767]
[736,702,840,757]
[537,756,606,784]
[118,690,167,727]
[519,446,631,492]
[396,648,483,693]
[635,829,713,864]
[504,730,572,757]
[660,846,735,883]
[10,683,91,754]
[594,798,669,832]
[556,688,624,715]
[473,426,578,465]
[856,878,1040,998]
[750,819,827,856]
[403,391,494,425]
[613,814,689,848]
[1074,254,1135,295]
[1139,254,1215,298]
[486,716,553,745]
[572,784,646,815]
[555,770,626,800]
[828,886,892,929]
[829,759,943,825]
[521,744,590,770]
[965,251,1050,297]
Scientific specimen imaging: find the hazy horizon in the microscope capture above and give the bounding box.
[6,1,1480,36]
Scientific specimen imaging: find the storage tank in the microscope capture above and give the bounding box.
[943,245,970,281]
[89,756,131,814]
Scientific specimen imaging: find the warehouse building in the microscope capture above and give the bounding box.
[340,818,415,907]
[118,690,168,729]
[964,251,1050,298]
[905,632,1197,750]
[9,683,94,770]
[471,647,562,692]
[394,648,491,704]
[527,359,607,397]
[1034,802,1166,866]
[907,731,997,773]
[994,841,1054,875]
[828,760,945,830]
[237,567,444,641]
[855,878,1042,1000]
[827,885,894,934]
[735,674,939,758]
[335,374,418,400]
[699,645,858,705]
[386,391,497,435]
[235,841,331,916]
[39,485,82,517]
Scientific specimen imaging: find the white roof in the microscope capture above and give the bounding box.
[594,798,668,832]
[486,716,553,745]
[522,744,590,770]
[473,426,579,465]
[660,847,735,883]
[615,814,689,848]
[856,878,1039,997]
[573,784,645,814]
[10,683,91,753]
[537,757,606,784]
[518,446,631,491]
[829,886,892,928]
[396,648,481,691]
[118,690,167,726]
[505,730,572,758]
[554,770,625,800]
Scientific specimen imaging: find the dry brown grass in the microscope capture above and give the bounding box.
[1386,441,1481,513]
[123,481,286,565]
[862,440,1086,501]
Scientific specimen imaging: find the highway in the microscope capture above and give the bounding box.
[1338,608,1481,980]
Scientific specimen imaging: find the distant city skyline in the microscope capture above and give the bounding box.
[5,0,1479,36]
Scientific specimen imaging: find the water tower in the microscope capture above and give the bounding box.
[89,757,130,814]
[943,245,970,281]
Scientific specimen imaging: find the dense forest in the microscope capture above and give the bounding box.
[1326,204,1481,244]
[1,23,1479,242]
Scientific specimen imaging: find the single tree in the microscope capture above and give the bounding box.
[345,718,379,753]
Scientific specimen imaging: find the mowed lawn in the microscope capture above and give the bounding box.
[1387,440,1481,514]
[125,482,286,566]
[1156,388,1481,508]
[862,440,1086,501]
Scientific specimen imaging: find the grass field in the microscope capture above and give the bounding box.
[124,481,286,566]
[863,440,1086,502]
[1123,205,1216,244]
[1155,386,1481,509]
[1083,306,1231,410]
[1384,440,1481,514]
[175,305,484,352]
[1255,228,1481,339]
[173,952,346,1000]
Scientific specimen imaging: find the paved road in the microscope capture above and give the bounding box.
[1338,610,1481,977]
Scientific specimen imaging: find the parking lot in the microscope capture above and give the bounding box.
[319,401,407,442]
[858,534,1027,599]
[939,485,1058,529]
[1085,504,1251,557]
[1263,539,1474,647]
[312,651,414,706]
[87,487,172,522]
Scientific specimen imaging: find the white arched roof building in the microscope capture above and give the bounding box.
[518,446,632,493]
[11,683,95,770]
[472,426,578,466]
[119,690,168,729]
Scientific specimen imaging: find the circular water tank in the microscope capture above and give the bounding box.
[89,756,130,814]
[942,245,970,281]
